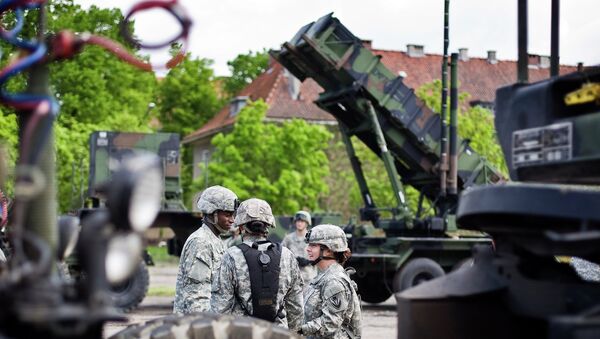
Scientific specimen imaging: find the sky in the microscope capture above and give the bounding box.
[74,0,600,76]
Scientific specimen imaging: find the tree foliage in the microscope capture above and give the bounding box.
[156,56,222,135]
[0,0,158,211]
[223,49,269,98]
[196,100,332,214]
[416,80,507,174]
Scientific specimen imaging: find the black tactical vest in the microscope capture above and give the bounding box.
[237,241,282,322]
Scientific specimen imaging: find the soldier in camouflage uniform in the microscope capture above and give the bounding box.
[282,211,316,283]
[300,224,362,338]
[173,185,238,314]
[210,198,304,331]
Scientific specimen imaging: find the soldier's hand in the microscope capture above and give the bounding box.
[296,256,311,267]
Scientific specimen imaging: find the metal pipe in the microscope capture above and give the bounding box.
[550,0,560,77]
[448,53,458,195]
[439,0,450,197]
[20,3,57,265]
[517,0,528,83]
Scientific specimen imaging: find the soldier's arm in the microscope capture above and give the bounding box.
[210,252,236,314]
[283,250,304,331]
[301,280,349,336]
[185,246,214,312]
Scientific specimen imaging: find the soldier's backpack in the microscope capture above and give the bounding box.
[237,241,283,321]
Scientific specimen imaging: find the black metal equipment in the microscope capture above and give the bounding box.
[396,1,600,338]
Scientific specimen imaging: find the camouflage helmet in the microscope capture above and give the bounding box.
[234,198,276,227]
[306,224,348,252]
[196,185,238,214]
[293,210,311,226]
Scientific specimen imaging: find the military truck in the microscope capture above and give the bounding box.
[76,131,201,311]
[272,14,503,303]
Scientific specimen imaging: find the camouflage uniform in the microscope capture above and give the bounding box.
[210,198,304,331]
[282,231,317,282]
[173,185,238,314]
[224,233,243,248]
[301,224,362,338]
[302,263,362,338]
[173,224,226,314]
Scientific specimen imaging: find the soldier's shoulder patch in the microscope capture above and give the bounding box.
[329,294,342,309]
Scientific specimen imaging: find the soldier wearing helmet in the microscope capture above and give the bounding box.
[173,185,238,314]
[299,224,362,338]
[210,198,304,331]
[282,211,317,283]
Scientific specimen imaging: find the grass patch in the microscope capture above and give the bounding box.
[147,245,179,265]
[148,286,176,297]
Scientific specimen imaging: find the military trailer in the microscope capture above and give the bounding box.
[273,14,503,303]
[77,131,201,311]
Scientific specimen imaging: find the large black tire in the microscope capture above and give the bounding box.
[109,261,149,312]
[393,257,445,292]
[109,313,300,339]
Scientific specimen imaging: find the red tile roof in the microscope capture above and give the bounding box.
[183,49,577,144]
[373,48,576,104]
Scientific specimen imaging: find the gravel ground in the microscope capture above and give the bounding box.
[104,264,397,338]
[104,257,600,338]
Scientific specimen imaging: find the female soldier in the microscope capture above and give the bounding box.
[299,224,361,338]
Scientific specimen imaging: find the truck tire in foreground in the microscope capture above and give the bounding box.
[109,261,150,312]
[110,313,300,339]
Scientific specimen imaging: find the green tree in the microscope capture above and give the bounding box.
[223,49,269,98]
[0,0,158,211]
[156,56,222,135]
[416,80,507,173]
[155,56,223,208]
[196,100,332,214]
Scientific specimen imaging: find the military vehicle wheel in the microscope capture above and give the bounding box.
[355,278,392,304]
[108,261,149,312]
[109,313,300,339]
[393,258,445,292]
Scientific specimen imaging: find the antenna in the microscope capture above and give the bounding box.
[439,0,450,197]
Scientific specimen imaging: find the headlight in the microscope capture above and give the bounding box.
[105,233,142,284]
[109,153,163,232]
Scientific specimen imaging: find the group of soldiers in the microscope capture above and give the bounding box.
[173,185,362,338]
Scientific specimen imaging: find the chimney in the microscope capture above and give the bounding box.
[487,50,497,64]
[406,44,424,58]
[539,55,550,68]
[361,39,372,49]
[458,48,469,61]
[528,54,541,69]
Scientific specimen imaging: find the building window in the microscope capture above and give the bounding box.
[229,96,249,117]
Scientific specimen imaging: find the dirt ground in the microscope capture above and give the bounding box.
[103,265,397,338]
